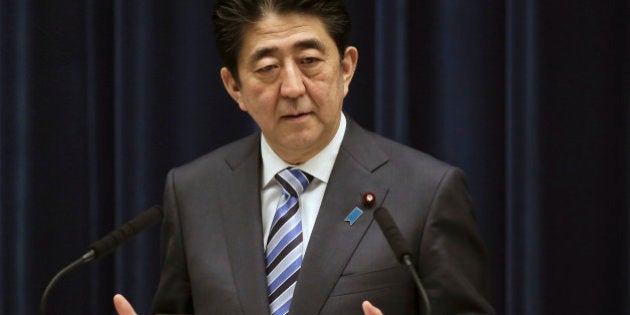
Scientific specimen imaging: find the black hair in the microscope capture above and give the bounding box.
[212,0,351,81]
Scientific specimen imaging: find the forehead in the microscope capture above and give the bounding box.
[238,13,336,62]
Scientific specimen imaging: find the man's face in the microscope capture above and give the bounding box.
[220,13,358,164]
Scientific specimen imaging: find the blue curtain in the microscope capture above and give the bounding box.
[1,0,627,314]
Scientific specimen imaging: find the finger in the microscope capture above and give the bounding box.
[113,294,137,315]
[362,300,383,315]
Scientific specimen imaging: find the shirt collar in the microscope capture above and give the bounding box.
[261,113,347,188]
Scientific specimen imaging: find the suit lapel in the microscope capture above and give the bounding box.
[220,134,270,315]
[290,120,390,314]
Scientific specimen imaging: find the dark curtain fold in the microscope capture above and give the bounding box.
[505,0,543,312]
[1,0,627,314]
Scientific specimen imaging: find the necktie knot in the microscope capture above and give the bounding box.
[274,168,313,198]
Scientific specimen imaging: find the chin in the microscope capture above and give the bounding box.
[283,138,316,151]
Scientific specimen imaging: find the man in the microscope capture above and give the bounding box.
[115,0,494,314]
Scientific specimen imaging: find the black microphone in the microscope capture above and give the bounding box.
[85,205,163,262]
[373,206,431,315]
[40,205,163,315]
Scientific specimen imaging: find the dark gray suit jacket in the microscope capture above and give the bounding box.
[151,119,494,314]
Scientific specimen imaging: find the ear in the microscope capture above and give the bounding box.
[220,67,247,112]
[341,46,358,96]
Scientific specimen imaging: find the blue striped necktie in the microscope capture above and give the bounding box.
[265,168,313,315]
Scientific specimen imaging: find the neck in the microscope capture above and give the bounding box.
[271,119,341,165]
[273,145,323,165]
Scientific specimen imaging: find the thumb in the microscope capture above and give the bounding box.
[362,300,383,315]
[113,294,137,315]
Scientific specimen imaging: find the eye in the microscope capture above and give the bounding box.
[256,64,278,73]
[301,57,320,65]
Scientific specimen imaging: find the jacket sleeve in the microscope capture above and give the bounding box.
[418,167,495,314]
[150,169,194,314]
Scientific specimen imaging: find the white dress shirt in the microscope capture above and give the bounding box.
[260,114,347,254]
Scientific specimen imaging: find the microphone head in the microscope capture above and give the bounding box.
[89,205,163,259]
[373,206,413,263]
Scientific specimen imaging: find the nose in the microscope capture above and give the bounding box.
[280,63,306,99]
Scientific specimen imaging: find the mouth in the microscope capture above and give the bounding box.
[281,112,312,121]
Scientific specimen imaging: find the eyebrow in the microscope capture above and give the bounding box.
[293,38,325,52]
[248,38,326,65]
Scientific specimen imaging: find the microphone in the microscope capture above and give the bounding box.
[373,206,431,315]
[85,205,163,262]
[40,205,163,315]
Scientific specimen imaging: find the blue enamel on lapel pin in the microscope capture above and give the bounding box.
[344,207,363,225]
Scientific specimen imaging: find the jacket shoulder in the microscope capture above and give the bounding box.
[170,132,260,181]
[355,126,458,181]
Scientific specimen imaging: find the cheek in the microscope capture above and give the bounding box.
[307,74,340,98]
[308,76,344,109]
[241,87,279,123]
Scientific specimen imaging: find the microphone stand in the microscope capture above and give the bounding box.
[39,251,96,315]
[39,205,161,315]
[402,254,431,315]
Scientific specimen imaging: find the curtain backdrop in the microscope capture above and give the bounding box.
[1,0,627,314]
